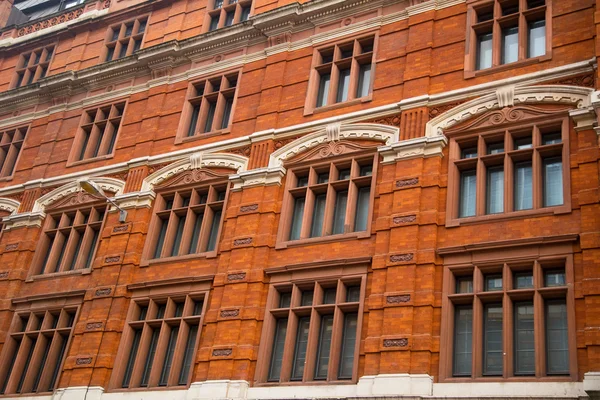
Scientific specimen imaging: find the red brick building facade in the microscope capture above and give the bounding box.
[0,0,598,398]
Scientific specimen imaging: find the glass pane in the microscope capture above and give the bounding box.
[32,339,51,392]
[291,317,310,380]
[209,15,219,31]
[544,269,566,287]
[203,102,216,133]
[159,327,180,386]
[514,272,534,289]
[301,290,314,306]
[483,305,503,375]
[359,165,372,177]
[336,68,351,103]
[178,325,198,385]
[122,329,142,387]
[542,131,562,145]
[224,11,235,26]
[171,215,186,257]
[514,161,533,211]
[141,328,160,386]
[338,168,351,180]
[354,187,370,232]
[279,292,291,308]
[240,6,250,21]
[487,142,504,154]
[514,136,533,150]
[453,306,472,376]
[477,33,493,70]
[486,166,504,214]
[297,176,309,187]
[289,197,305,240]
[546,300,569,374]
[543,157,563,207]
[268,318,288,381]
[16,337,36,393]
[317,173,329,184]
[514,302,535,375]
[206,210,222,251]
[346,285,360,302]
[322,288,337,304]
[314,315,334,379]
[332,190,348,235]
[220,98,233,129]
[485,274,503,291]
[356,63,371,98]
[455,276,473,293]
[188,212,203,254]
[188,104,200,136]
[338,312,358,379]
[459,170,476,217]
[310,194,327,238]
[502,26,519,64]
[154,218,168,258]
[316,73,330,108]
[528,20,546,58]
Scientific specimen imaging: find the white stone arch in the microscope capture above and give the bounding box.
[268,122,399,168]
[0,197,20,215]
[142,152,249,191]
[426,85,594,137]
[32,177,126,213]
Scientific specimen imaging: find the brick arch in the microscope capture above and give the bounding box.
[426,84,593,138]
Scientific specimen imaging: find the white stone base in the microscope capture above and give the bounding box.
[433,381,586,398]
[584,372,600,399]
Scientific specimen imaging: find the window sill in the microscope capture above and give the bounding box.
[446,204,570,228]
[0,174,15,182]
[175,128,231,144]
[106,386,189,393]
[27,267,92,282]
[440,376,574,383]
[140,251,217,267]
[276,231,371,250]
[66,153,115,168]
[255,379,356,387]
[464,53,552,79]
[304,94,372,117]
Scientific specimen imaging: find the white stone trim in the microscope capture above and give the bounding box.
[230,166,286,191]
[433,381,587,398]
[426,84,595,137]
[378,135,447,164]
[142,152,249,191]
[0,197,20,215]
[584,372,600,398]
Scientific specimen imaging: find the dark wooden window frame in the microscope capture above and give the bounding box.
[304,32,378,116]
[10,44,56,89]
[464,0,552,78]
[202,0,253,33]
[101,16,149,62]
[109,278,210,391]
[255,260,367,385]
[445,110,571,227]
[67,100,128,166]
[0,124,29,181]
[438,238,577,382]
[175,70,241,144]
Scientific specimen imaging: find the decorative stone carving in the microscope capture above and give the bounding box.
[428,101,465,120]
[47,191,104,209]
[274,137,301,150]
[85,322,103,330]
[496,85,515,108]
[155,168,217,189]
[548,73,595,88]
[366,114,401,127]
[4,243,18,251]
[285,140,378,165]
[17,6,85,37]
[227,272,246,281]
[95,288,112,296]
[396,178,419,188]
[387,295,411,304]
[0,272,8,279]
[33,178,125,213]
[233,238,252,246]
[227,146,252,157]
[75,357,93,365]
[390,253,414,263]
[267,32,292,47]
[325,122,341,142]
[383,338,408,347]
[240,204,258,213]
[212,348,233,357]
[104,256,121,263]
[393,215,416,225]
[220,309,240,318]
[113,225,129,233]
[0,197,21,215]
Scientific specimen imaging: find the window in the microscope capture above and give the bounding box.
[278,152,376,247]
[439,242,576,381]
[31,205,106,276]
[0,125,28,179]
[0,305,78,395]
[103,17,147,62]
[447,114,569,225]
[143,180,228,263]
[256,266,366,384]
[205,0,252,32]
[110,283,208,389]
[177,72,239,141]
[69,101,126,163]
[11,45,55,88]
[306,36,376,113]
[467,0,550,74]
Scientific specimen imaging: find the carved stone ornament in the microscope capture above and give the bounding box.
[428,101,465,120]
[113,225,129,233]
[85,322,103,330]
[227,272,246,281]
[227,146,251,157]
[240,204,259,213]
[212,348,233,357]
[383,338,408,347]
[220,309,240,318]
[366,114,401,127]
[387,294,411,304]
[396,178,419,188]
[393,215,416,225]
[75,357,93,365]
[547,73,595,89]
[47,191,103,209]
[4,243,18,251]
[390,253,414,263]
[18,6,84,37]
[0,272,8,279]
[233,238,252,246]
[286,140,378,165]
[104,256,121,263]
[95,288,112,296]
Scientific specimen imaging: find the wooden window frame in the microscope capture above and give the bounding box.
[438,239,577,382]
[464,0,552,78]
[275,149,378,249]
[28,203,107,278]
[10,44,56,89]
[445,112,571,227]
[0,293,82,396]
[304,33,377,116]
[0,124,29,181]
[255,260,367,385]
[67,100,127,166]
[101,16,148,63]
[109,278,210,391]
[202,0,253,33]
[175,70,241,144]
[140,173,230,267]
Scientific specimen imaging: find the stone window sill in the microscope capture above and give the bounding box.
[464,53,552,79]
[275,230,371,250]
[446,204,571,228]
[140,251,217,267]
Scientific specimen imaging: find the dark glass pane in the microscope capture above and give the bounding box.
[338,168,351,180]
[122,329,142,388]
[316,73,330,108]
[0,339,20,394]
[16,337,36,393]
[514,302,535,375]
[221,98,233,129]
[544,269,566,287]
[118,44,128,59]
[542,131,561,145]
[546,300,569,374]
[301,290,313,307]
[356,63,371,98]
[67,233,83,271]
[483,305,503,375]
[514,272,534,289]
[317,173,329,184]
[455,276,473,293]
[153,218,168,259]
[291,317,310,380]
[139,306,148,320]
[338,312,358,379]
[138,19,147,33]
[346,285,360,302]
[174,302,185,317]
[514,136,533,149]
[543,157,563,207]
[359,165,372,177]
[268,318,288,382]
[514,161,533,211]
[485,274,503,291]
[314,315,334,379]
[310,194,326,238]
[193,300,203,316]
[32,339,51,392]
[297,176,309,187]
[188,212,203,254]
[279,292,291,308]
[188,104,200,136]
[209,15,219,31]
[336,68,351,103]
[141,328,160,386]
[47,335,68,391]
[487,142,504,154]
[332,190,348,235]
[178,325,198,385]
[159,327,180,385]
[459,170,476,217]
[322,288,337,304]
[206,210,222,252]
[453,306,472,376]
[354,187,370,232]
[203,102,216,133]
[171,215,186,257]
[224,11,235,26]
[240,6,250,21]
[289,197,305,240]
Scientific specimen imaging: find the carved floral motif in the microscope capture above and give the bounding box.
[104,256,121,263]
[0,272,8,279]
[85,322,103,330]
[220,309,240,318]
[155,168,224,189]
[227,272,246,281]
[113,225,129,233]
[18,7,84,37]
[392,215,416,225]
[4,243,18,251]
[240,204,259,213]
[547,73,594,89]
[383,338,408,347]
[233,238,252,246]
[428,101,465,120]
[396,178,419,188]
[387,294,411,304]
[390,253,414,263]
[227,146,251,157]
[95,288,112,296]
[76,357,93,365]
[212,348,233,357]
[366,114,401,127]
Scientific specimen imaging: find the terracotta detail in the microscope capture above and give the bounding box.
[212,348,232,357]
[366,114,401,127]
[220,309,240,318]
[396,178,419,188]
[227,272,246,281]
[428,101,465,120]
[4,243,18,251]
[390,253,414,263]
[386,294,411,304]
[95,288,112,296]
[154,168,226,189]
[0,272,8,279]
[75,357,93,365]
[227,146,251,158]
[392,215,416,225]
[383,338,408,347]
[104,255,121,263]
[233,237,252,246]
[85,322,103,330]
[239,204,258,213]
[17,6,84,37]
[46,191,104,210]
[113,225,129,233]
[147,162,172,175]
[267,32,292,47]
[546,73,595,88]
[274,136,301,150]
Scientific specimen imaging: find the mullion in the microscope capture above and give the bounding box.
[16,336,37,393]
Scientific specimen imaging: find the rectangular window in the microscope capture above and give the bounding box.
[356,64,371,98]
[486,166,504,214]
[291,317,310,380]
[338,312,358,379]
[528,20,546,58]
[501,26,519,64]
[543,157,563,207]
[205,0,252,32]
[514,161,533,210]
[332,190,348,235]
[72,101,125,162]
[103,18,147,62]
[476,33,493,70]
[459,170,477,217]
[453,306,473,376]
[483,305,503,375]
[267,318,288,382]
[545,300,569,374]
[314,315,334,379]
[12,45,54,89]
[0,125,28,178]
[514,302,535,375]
[289,197,305,241]
[316,73,331,108]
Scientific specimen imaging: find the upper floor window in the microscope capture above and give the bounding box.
[277,148,376,248]
[0,125,28,179]
[142,177,228,264]
[110,290,207,389]
[0,304,78,395]
[103,17,147,62]
[11,45,55,89]
[446,109,570,226]
[205,0,251,32]
[467,0,550,74]
[176,71,239,142]
[31,205,106,276]
[305,35,376,114]
[68,101,126,164]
